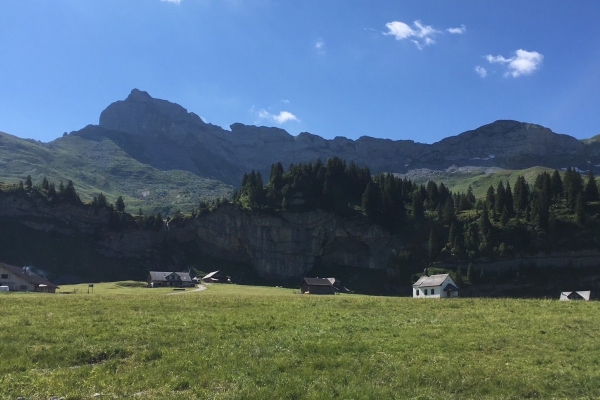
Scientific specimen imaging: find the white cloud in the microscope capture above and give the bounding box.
[281,99,290,104]
[485,49,544,77]
[161,0,182,3]
[315,39,326,54]
[256,109,299,125]
[385,20,467,49]
[447,24,466,34]
[474,65,487,78]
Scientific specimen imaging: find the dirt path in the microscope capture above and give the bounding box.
[166,285,207,295]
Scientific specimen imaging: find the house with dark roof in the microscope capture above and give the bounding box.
[300,278,337,295]
[201,270,230,283]
[412,273,459,298]
[0,262,59,293]
[147,271,194,288]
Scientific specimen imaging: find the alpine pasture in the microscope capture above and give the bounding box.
[1,283,599,399]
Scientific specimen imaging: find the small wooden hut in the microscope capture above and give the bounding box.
[300,278,336,295]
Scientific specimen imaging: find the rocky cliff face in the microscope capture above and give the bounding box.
[0,192,398,281]
[73,89,598,187]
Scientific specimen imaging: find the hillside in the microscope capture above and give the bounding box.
[0,130,232,214]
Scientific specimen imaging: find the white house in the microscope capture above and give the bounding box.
[412,273,459,298]
[0,262,59,293]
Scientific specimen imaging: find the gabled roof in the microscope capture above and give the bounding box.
[0,262,59,288]
[560,291,591,301]
[148,271,192,282]
[302,278,335,286]
[202,270,226,280]
[413,274,451,288]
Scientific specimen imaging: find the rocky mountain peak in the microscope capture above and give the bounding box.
[99,89,205,135]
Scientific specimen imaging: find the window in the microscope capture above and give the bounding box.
[424,289,428,295]
[0,274,8,279]
[431,289,435,295]
[416,289,420,296]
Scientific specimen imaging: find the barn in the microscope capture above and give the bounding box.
[0,262,59,293]
[559,291,591,301]
[147,271,194,288]
[300,278,337,295]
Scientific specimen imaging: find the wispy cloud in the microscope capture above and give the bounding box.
[384,20,464,50]
[315,39,326,54]
[447,25,466,34]
[161,0,182,4]
[281,99,290,104]
[485,49,544,77]
[384,20,439,50]
[474,66,488,78]
[254,107,300,125]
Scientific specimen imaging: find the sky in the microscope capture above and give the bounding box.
[1,0,599,144]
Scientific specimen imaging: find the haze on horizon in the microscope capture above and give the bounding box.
[1,0,599,144]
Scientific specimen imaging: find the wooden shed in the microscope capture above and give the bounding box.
[300,278,336,295]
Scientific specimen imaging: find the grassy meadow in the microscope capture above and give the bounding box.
[1,282,599,399]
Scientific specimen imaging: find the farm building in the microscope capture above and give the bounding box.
[202,270,230,283]
[559,291,591,301]
[147,271,194,288]
[0,262,59,293]
[300,278,337,295]
[412,273,459,298]
[326,277,350,293]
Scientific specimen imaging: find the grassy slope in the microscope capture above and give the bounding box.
[0,131,232,214]
[1,283,599,399]
[403,166,558,198]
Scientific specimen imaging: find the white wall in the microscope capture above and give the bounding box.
[0,266,34,291]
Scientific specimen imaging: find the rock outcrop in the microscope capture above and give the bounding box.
[0,191,399,281]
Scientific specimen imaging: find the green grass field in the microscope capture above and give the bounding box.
[1,282,599,399]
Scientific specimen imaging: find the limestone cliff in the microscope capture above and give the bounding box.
[0,191,400,282]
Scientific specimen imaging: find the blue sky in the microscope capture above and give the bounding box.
[1,1,599,143]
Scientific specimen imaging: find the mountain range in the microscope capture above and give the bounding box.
[2,89,599,213]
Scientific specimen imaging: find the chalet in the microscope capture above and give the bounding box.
[147,271,194,288]
[559,291,591,301]
[412,273,459,298]
[201,270,230,283]
[300,278,337,295]
[326,277,350,293]
[0,262,59,293]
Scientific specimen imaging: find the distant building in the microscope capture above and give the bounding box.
[147,271,194,288]
[0,262,59,293]
[326,277,350,293]
[559,291,591,301]
[201,270,230,283]
[412,273,459,298]
[300,278,337,295]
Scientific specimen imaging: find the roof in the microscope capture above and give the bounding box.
[202,270,226,280]
[443,283,460,291]
[0,262,59,288]
[560,291,591,301]
[148,271,192,282]
[413,274,451,288]
[302,278,335,286]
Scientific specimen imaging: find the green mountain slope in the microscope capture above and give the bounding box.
[398,166,559,198]
[0,130,232,214]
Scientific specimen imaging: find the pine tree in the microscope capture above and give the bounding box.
[575,192,586,224]
[551,169,563,202]
[485,186,495,210]
[467,262,476,284]
[505,181,514,215]
[495,181,506,215]
[412,190,424,220]
[115,196,126,212]
[500,205,510,226]
[362,181,382,219]
[585,170,599,202]
[25,175,33,189]
[443,196,455,222]
[41,177,49,190]
[428,230,438,260]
